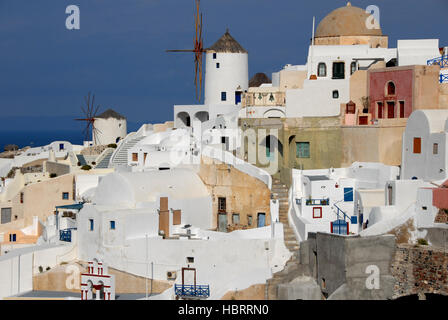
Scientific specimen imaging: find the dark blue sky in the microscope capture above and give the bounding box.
[0,0,447,132]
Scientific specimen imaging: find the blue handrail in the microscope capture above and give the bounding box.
[440,74,448,84]
[174,284,210,298]
[333,203,350,222]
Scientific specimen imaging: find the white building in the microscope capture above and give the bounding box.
[289,162,400,241]
[401,109,448,181]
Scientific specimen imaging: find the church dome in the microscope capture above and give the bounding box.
[315,2,382,38]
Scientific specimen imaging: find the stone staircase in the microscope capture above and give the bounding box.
[95,148,114,169]
[265,178,301,300]
[110,136,145,167]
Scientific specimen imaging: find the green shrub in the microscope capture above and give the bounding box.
[107,143,117,149]
[81,165,92,171]
[38,266,43,273]
[417,238,428,245]
[49,173,57,178]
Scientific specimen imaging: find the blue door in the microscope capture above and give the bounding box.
[258,213,266,228]
[332,219,347,235]
[235,92,242,105]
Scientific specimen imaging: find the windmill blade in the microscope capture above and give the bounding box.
[81,105,88,117]
[93,104,100,118]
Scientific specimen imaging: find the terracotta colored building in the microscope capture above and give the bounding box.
[368,65,440,122]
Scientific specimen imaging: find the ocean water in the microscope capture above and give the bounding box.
[0,131,84,150]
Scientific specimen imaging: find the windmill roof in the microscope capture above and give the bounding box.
[207,29,247,53]
[249,73,272,87]
[96,109,126,120]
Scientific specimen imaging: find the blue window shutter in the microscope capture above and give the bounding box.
[350,216,357,224]
[344,188,353,202]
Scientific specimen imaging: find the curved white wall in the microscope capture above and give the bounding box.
[93,118,127,145]
[204,51,248,106]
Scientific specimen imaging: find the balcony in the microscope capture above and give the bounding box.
[174,284,210,299]
[305,198,330,206]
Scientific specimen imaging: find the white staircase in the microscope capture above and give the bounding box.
[110,136,145,167]
[95,148,114,169]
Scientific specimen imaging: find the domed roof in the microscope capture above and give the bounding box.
[315,2,383,38]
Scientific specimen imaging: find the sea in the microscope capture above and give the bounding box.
[0,131,84,150]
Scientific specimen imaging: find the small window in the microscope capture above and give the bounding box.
[187,257,194,264]
[317,63,327,77]
[247,215,253,226]
[422,206,427,211]
[313,207,322,219]
[413,137,422,154]
[387,101,395,119]
[132,153,138,162]
[89,219,94,231]
[332,90,339,99]
[20,192,24,204]
[433,143,439,155]
[9,234,16,242]
[216,63,220,68]
[110,221,116,230]
[296,142,310,158]
[62,192,69,200]
[218,197,226,213]
[221,92,227,101]
[213,53,217,59]
[350,61,357,75]
[232,213,240,224]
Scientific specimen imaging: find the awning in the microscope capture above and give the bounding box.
[55,203,84,211]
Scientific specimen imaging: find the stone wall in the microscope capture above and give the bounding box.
[391,244,448,298]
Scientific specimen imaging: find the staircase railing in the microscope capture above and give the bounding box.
[333,203,350,222]
[441,74,448,84]
[109,132,137,165]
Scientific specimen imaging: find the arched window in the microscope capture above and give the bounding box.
[318,63,327,77]
[350,62,357,75]
[386,81,396,96]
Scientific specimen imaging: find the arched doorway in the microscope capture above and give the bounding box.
[194,111,209,122]
[176,112,191,127]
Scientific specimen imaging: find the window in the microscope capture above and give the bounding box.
[143,153,148,163]
[218,197,226,213]
[110,221,115,230]
[187,257,194,263]
[350,61,357,75]
[318,63,327,77]
[59,143,65,151]
[213,53,217,59]
[344,188,354,202]
[232,213,240,224]
[173,210,182,225]
[296,142,310,158]
[89,219,94,231]
[9,234,16,242]
[20,192,24,204]
[257,213,266,227]
[431,143,438,156]
[413,137,421,154]
[313,207,322,219]
[266,136,274,160]
[332,90,339,99]
[399,101,405,118]
[216,63,220,68]
[387,101,395,118]
[221,92,227,101]
[332,62,345,79]
[386,81,396,95]
[359,116,368,125]
[1,208,12,224]
[132,153,138,162]
[377,102,384,119]
[62,192,69,200]
[247,215,253,226]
